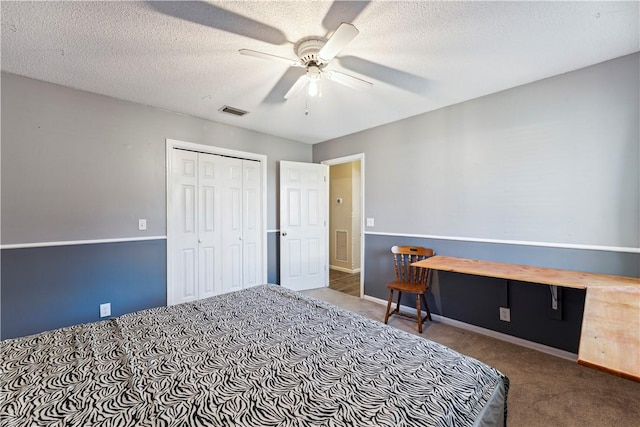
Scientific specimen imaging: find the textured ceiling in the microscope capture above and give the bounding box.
[1,1,638,144]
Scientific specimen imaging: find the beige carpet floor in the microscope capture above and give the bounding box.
[303,287,640,427]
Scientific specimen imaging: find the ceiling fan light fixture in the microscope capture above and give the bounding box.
[307,65,322,97]
[308,79,320,97]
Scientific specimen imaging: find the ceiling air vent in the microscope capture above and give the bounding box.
[220,105,249,117]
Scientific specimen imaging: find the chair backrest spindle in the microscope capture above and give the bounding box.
[391,246,434,286]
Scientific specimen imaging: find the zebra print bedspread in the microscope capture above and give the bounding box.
[1,285,509,426]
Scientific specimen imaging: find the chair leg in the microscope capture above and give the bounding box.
[384,290,394,324]
[416,294,423,333]
[395,291,402,314]
[421,293,432,321]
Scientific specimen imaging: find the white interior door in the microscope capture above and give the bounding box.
[280,161,328,291]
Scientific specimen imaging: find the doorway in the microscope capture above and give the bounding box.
[322,154,364,298]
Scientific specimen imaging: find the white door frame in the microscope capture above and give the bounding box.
[321,153,365,298]
[166,138,267,305]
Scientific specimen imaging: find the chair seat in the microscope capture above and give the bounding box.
[386,281,427,294]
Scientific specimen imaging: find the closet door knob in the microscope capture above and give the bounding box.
[198,239,203,243]
[281,232,287,237]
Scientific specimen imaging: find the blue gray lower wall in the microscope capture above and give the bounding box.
[4,233,636,353]
[1,239,167,340]
[3,235,279,340]
[364,234,640,354]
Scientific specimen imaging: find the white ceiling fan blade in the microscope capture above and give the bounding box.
[239,49,302,67]
[284,75,309,99]
[318,23,359,62]
[325,70,372,91]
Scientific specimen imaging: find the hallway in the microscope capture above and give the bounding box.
[328,270,360,297]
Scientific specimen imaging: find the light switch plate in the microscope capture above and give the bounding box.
[138,219,147,230]
[366,218,375,227]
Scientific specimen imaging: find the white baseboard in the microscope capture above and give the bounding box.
[363,295,578,362]
[330,265,361,274]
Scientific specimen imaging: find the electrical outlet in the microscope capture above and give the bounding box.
[138,219,147,230]
[100,303,111,318]
[499,307,511,322]
[366,218,375,227]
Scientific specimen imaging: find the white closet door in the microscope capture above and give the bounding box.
[242,159,262,288]
[168,142,266,305]
[198,153,223,299]
[170,149,199,305]
[221,157,244,293]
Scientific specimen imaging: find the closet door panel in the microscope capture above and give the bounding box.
[198,153,223,298]
[243,242,257,286]
[181,249,197,299]
[222,157,244,293]
[243,160,262,288]
[200,246,216,296]
[170,149,199,305]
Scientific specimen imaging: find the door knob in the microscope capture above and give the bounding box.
[281,231,287,236]
[198,239,203,243]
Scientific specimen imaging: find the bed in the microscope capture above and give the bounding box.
[1,285,509,426]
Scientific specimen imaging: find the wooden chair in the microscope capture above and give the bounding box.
[384,246,434,333]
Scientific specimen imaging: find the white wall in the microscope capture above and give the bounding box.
[1,72,312,245]
[314,53,640,250]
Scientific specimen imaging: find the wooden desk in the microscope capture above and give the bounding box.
[412,256,640,382]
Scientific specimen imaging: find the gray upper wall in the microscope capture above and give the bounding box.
[314,53,640,250]
[1,72,312,244]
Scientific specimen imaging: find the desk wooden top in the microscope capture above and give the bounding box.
[412,255,640,381]
[412,256,640,290]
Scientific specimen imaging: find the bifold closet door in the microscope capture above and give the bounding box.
[242,159,262,289]
[221,157,243,293]
[198,153,223,299]
[218,158,263,292]
[170,148,263,304]
[171,149,222,304]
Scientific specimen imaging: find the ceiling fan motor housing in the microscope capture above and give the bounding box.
[295,37,328,66]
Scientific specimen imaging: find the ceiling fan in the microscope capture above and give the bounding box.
[149,2,427,101]
[239,23,373,100]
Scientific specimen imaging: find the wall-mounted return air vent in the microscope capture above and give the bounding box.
[220,105,249,117]
[336,230,349,262]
